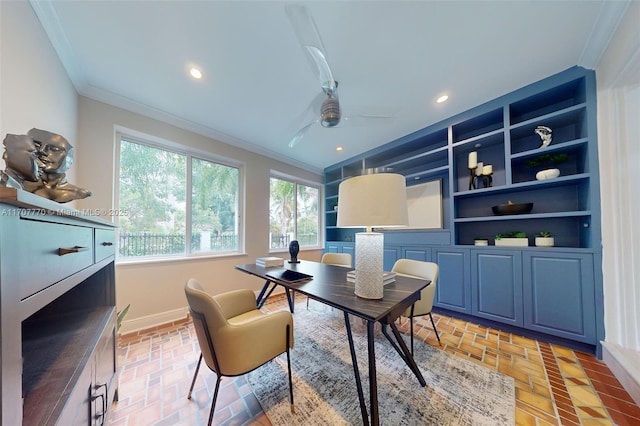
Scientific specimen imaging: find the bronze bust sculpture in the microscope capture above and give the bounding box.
[1,129,92,203]
[1,134,40,189]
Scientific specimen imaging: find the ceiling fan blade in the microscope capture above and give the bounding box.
[286,92,324,148]
[285,4,337,93]
[342,105,399,121]
[288,122,315,148]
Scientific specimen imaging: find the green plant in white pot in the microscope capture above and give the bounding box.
[535,231,554,247]
[474,236,489,246]
[494,231,528,247]
[525,153,569,180]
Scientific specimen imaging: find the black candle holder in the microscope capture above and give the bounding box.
[477,173,493,188]
[468,167,477,190]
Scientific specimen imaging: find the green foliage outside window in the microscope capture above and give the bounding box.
[118,138,240,258]
[270,177,319,248]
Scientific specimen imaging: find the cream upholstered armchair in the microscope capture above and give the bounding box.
[306,252,354,309]
[184,279,294,425]
[391,259,441,353]
[321,252,353,267]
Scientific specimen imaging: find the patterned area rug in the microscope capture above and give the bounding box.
[247,306,515,425]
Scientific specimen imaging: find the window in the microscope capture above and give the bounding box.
[269,175,320,249]
[117,135,241,259]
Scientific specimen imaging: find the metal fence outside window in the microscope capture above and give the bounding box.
[118,232,237,257]
[119,232,317,257]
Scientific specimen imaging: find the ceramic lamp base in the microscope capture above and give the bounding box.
[354,232,384,299]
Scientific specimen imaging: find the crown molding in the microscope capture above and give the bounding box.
[579,0,632,69]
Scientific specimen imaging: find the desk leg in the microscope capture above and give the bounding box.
[384,322,426,387]
[256,280,277,308]
[344,313,369,426]
[367,321,379,426]
[285,289,295,313]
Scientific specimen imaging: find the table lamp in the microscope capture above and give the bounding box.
[337,173,408,299]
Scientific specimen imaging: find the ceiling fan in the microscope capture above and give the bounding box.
[285,4,394,148]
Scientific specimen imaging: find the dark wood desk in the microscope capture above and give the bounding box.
[235,261,429,426]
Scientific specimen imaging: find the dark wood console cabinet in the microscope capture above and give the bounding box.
[0,188,117,425]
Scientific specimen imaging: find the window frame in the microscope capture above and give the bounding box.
[269,170,322,253]
[114,129,245,263]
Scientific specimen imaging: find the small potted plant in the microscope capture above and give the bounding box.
[525,153,570,180]
[535,231,554,247]
[474,237,489,246]
[495,231,528,247]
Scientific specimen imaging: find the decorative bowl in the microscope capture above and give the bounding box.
[492,202,533,215]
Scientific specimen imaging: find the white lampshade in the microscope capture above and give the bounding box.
[337,173,408,299]
[337,173,409,229]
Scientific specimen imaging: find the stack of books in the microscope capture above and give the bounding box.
[256,256,284,267]
[346,270,396,286]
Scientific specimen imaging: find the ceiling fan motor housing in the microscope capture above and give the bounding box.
[321,96,341,127]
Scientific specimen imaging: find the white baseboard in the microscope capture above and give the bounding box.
[118,288,287,336]
[601,341,640,406]
[120,307,189,335]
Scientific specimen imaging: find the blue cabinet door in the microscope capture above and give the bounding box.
[471,250,523,326]
[523,252,596,344]
[383,246,400,271]
[325,242,340,253]
[342,244,355,258]
[325,242,355,255]
[403,247,432,262]
[433,248,471,314]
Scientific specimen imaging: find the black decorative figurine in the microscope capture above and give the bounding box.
[288,240,300,263]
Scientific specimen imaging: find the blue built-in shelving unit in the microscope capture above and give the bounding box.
[324,67,604,355]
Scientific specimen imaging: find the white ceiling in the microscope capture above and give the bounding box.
[31,1,628,174]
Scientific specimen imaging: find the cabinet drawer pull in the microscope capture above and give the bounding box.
[91,393,105,426]
[58,246,89,256]
[101,241,113,246]
[93,382,108,425]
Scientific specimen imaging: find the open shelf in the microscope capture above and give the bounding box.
[452,108,504,143]
[324,67,598,250]
[509,78,586,125]
[22,307,114,425]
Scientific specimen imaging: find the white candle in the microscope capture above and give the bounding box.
[468,151,477,169]
[482,164,493,175]
[475,162,483,176]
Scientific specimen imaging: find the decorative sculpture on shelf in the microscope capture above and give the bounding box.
[535,125,552,148]
[1,134,40,189]
[1,129,92,203]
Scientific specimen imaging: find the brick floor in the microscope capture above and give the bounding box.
[109,294,639,425]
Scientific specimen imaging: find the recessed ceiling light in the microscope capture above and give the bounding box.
[436,94,449,104]
[336,146,343,151]
[189,67,203,80]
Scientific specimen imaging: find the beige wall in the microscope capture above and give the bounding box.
[74,97,323,333]
[0,0,78,182]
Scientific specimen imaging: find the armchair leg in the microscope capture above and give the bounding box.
[429,312,441,345]
[188,353,203,399]
[285,324,295,413]
[208,375,222,426]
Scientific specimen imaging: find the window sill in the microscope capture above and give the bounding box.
[116,251,247,267]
